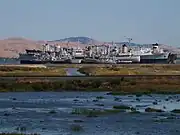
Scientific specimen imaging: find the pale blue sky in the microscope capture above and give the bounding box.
[0,0,180,46]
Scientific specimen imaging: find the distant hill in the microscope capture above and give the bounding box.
[0,37,86,58]
[52,36,100,44]
[0,37,42,58]
[0,36,179,58]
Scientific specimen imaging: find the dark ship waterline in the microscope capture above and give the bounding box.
[18,43,177,64]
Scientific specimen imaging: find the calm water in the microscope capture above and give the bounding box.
[0,92,180,135]
[0,58,19,65]
[66,68,85,76]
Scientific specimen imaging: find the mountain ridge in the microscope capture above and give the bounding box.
[51,36,98,44]
[50,37,154,46]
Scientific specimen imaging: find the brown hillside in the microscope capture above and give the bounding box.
[0,37,85,58]
[0,37,42,58]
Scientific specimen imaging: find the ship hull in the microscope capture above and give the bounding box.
[51,59,71,64]
[20,59,169,64]
[116,56,141,64]
[20,59,114,64]
[20,60,50,64]
[139,53,169,64]
[140,59,168,64]
[20,59,71,64]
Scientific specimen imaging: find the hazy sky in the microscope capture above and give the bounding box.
[0,0,180,46]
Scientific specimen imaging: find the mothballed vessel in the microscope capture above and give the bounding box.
[18,42,177,64]
[132,43,177,64]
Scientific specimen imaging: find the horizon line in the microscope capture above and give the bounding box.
[0,36,174,46]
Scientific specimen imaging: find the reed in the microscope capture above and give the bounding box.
[70,124,84,132]
[78,64,180,75]
[0,77,180,94]
[0,66,67,76]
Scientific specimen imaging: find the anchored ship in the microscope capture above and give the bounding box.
[18,42,177,64]
[132,43,177,64]
[115,44,140,64]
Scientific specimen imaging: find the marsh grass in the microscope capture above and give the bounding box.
[70,124,84,132]
[113,105,139,113]
[2,64,180,76]
[1,76,180,94]
[113,105,131,110]
[96,96,105,99]
[153,119,169,123]
[145,108,164,113]
[0,66,66,76]
[15,126,27,132]
[78,64,180,75]
[71,108,123,117]
[0,66,46,72]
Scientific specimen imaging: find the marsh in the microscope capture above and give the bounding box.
[0,92,180,135]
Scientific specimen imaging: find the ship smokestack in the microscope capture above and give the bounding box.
[122,44,128,53]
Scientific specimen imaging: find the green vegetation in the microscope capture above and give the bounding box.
[0,65,46,71]
[2,64,180,77]
[113,105,139,113]
[0,65,180,93]
[1,64,180,77]
[71,108,123,117]
[0,76,180,94]
[145,108,164,112]
[70,124,84,132]
[96,96,105,99]
[78,64,180,75]
[0,65,66,76]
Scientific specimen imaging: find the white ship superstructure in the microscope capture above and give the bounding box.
[131,43,170,63]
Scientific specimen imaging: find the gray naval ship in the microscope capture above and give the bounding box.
[18,43,177,64]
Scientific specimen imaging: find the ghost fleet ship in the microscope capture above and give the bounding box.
[18,42,177,64]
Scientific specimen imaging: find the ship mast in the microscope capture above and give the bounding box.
[125,37,132,52]
[127,37,132,46]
